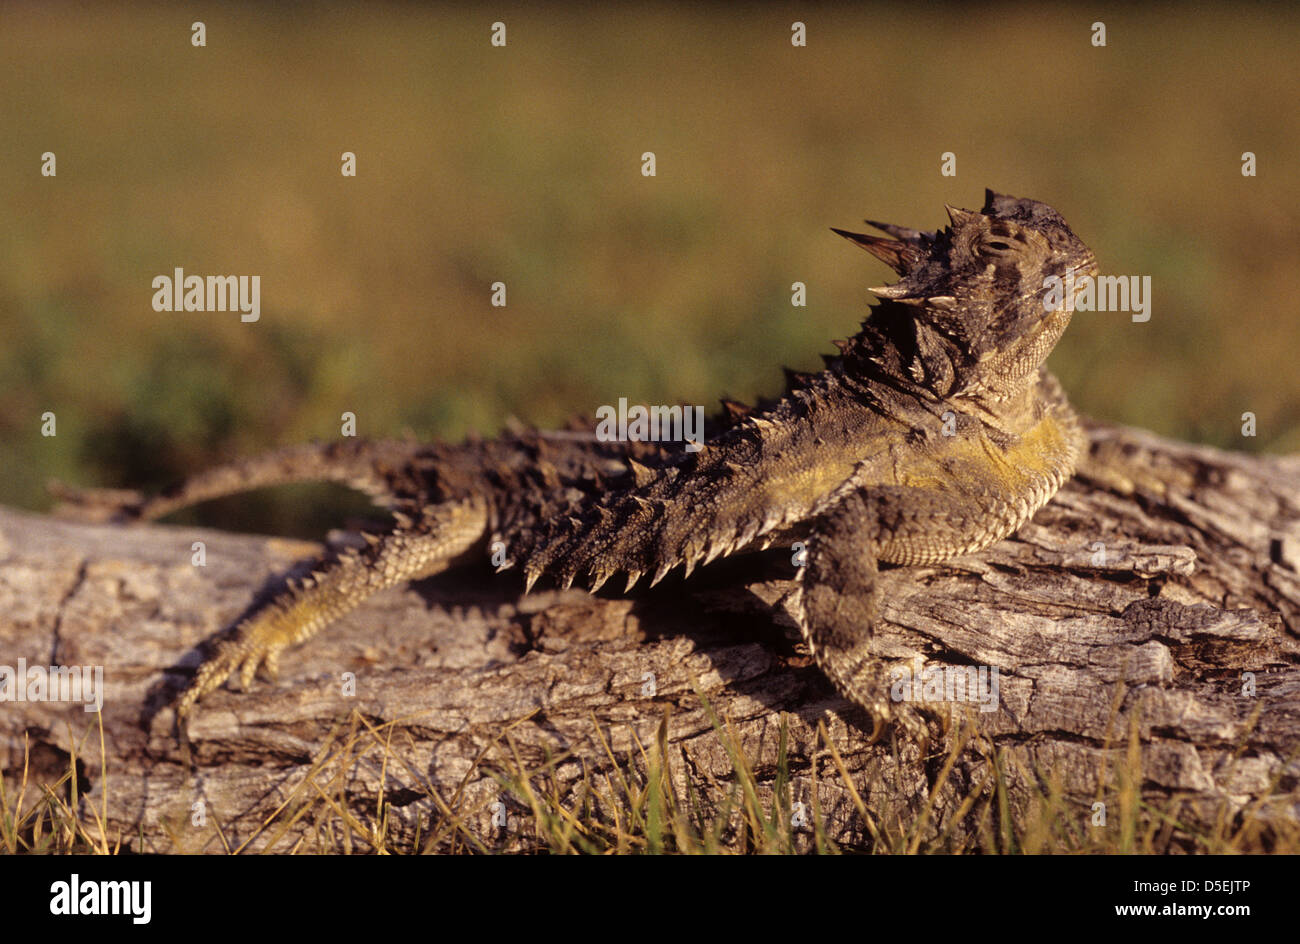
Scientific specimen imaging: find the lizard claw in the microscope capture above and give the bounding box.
[176,609,296,720]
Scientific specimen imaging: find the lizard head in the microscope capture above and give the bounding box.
[835,189,1098,400]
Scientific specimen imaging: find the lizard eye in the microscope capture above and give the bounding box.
[980,238,1017,254]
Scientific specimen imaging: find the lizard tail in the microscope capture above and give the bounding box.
[49,439,425,523]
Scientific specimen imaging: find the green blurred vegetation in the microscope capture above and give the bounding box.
[2,3,1297,536]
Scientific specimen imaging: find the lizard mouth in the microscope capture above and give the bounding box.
[1048,255,1102,314]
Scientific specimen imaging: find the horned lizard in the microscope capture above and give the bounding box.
[56,189,1097,737]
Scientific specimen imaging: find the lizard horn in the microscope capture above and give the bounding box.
[863,218,931,243]
[830,227,918,274]
[944,204,980,227]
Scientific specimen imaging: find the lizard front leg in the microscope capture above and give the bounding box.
[798,485,1018,739]
[176,497,488,720]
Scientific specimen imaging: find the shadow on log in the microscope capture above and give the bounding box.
[2,422,1298,852]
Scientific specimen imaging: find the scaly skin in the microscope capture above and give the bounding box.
[56,189,1097,736]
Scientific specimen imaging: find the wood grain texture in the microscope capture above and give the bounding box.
[2,422,1297,852]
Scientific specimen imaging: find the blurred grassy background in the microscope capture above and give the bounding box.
[2,2,1297,536]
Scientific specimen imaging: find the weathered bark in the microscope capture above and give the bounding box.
[1,421,1297,853]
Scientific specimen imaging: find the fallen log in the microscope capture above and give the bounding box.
[1,421,1297,852]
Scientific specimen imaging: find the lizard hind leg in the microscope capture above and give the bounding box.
[797,492,931,741]
[175,497,489,721]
